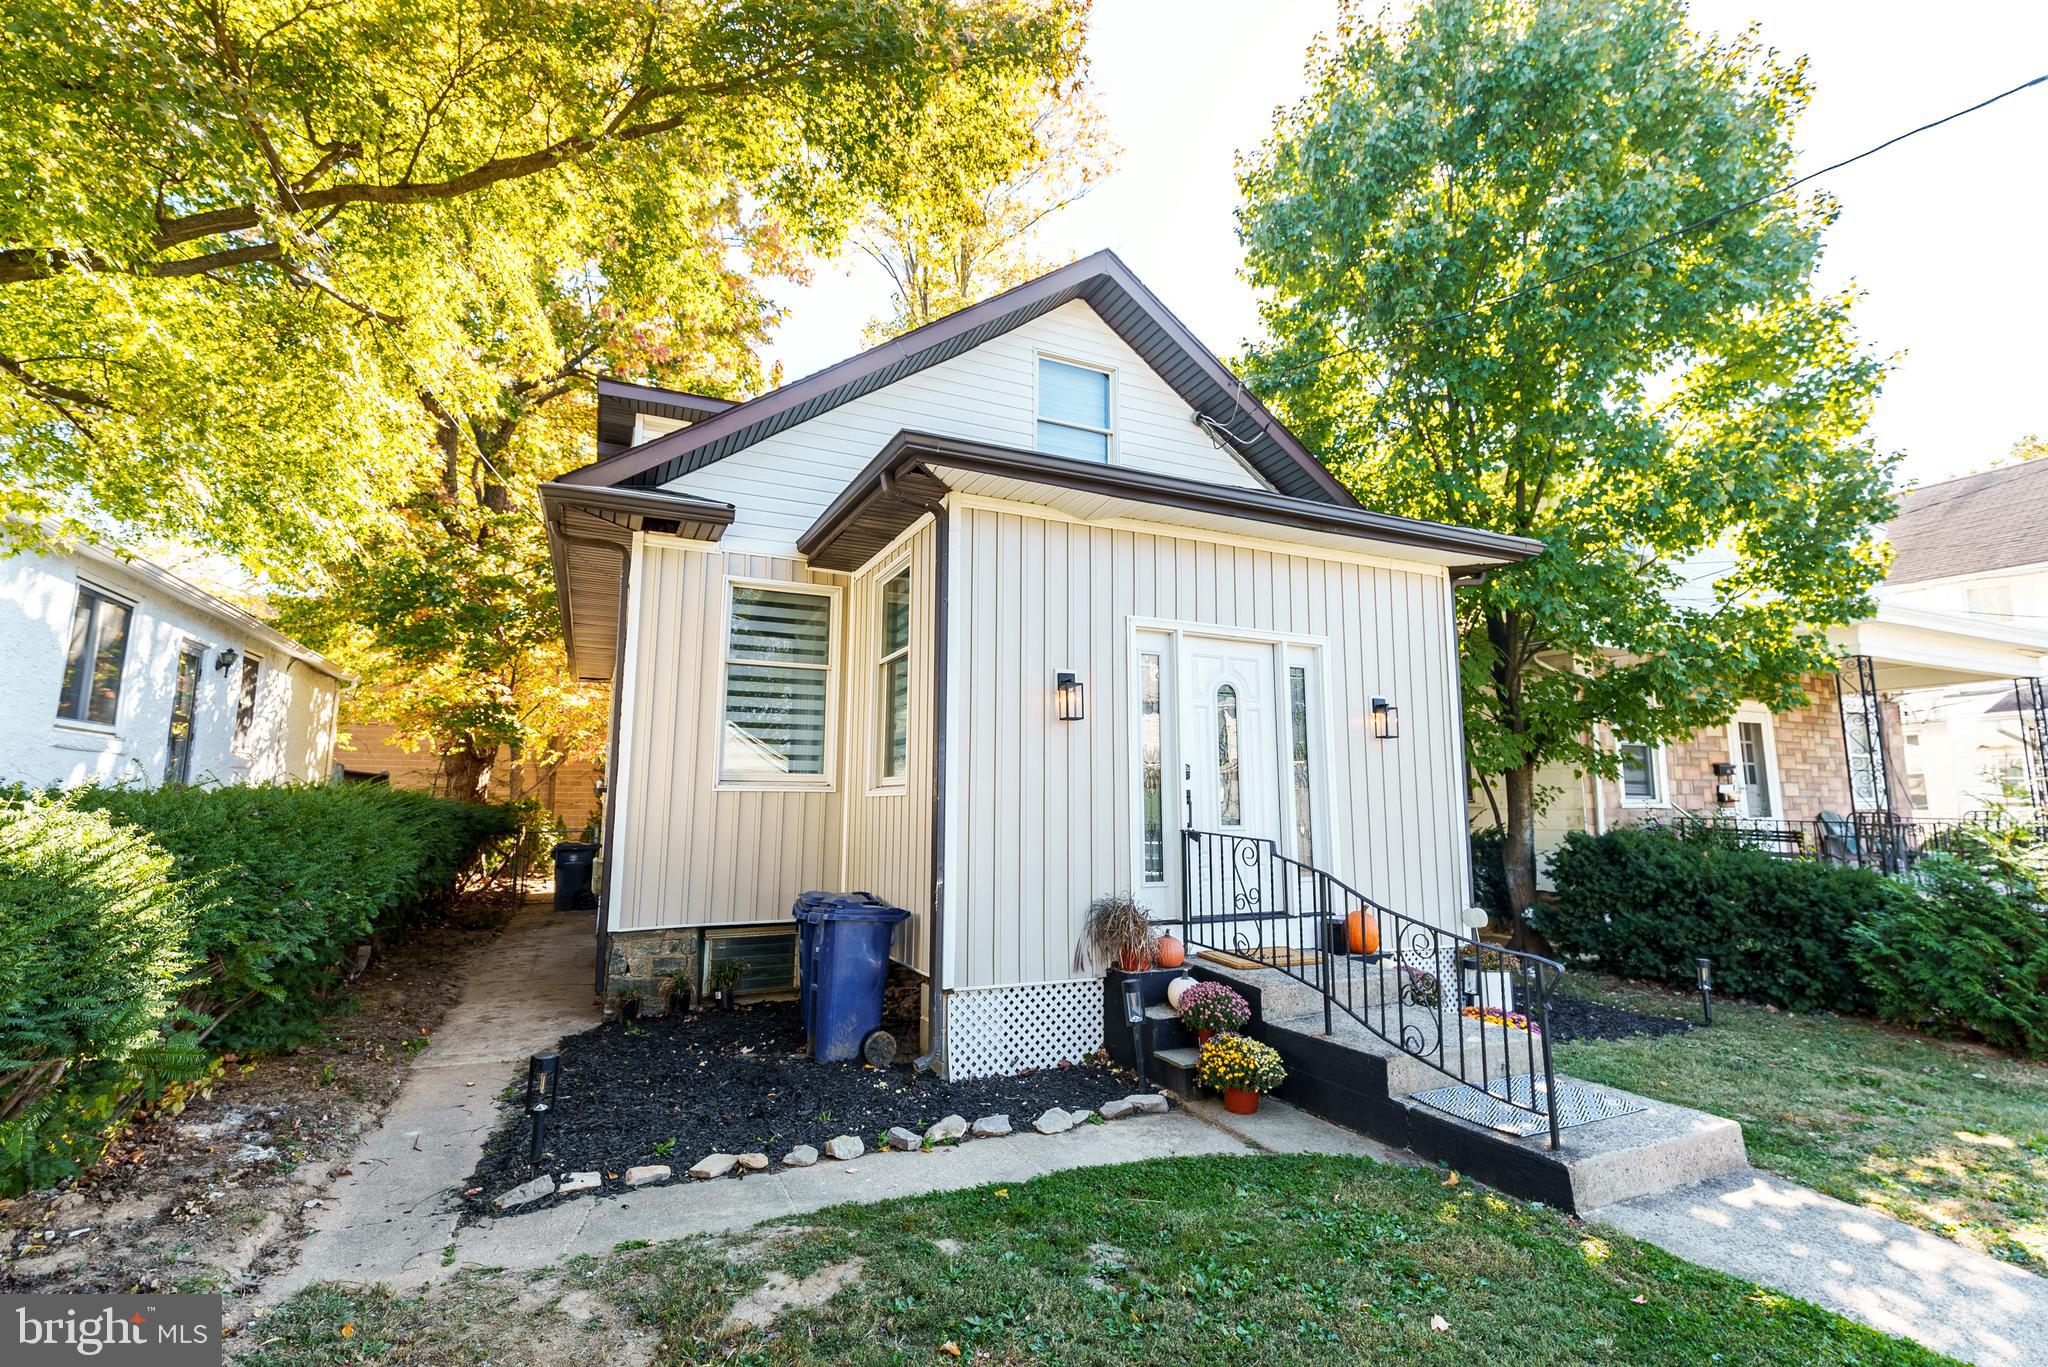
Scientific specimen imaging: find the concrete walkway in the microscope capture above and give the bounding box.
[1590,1167,2048,1367]
[265,899,599,1302]
[260,900,1253,1300]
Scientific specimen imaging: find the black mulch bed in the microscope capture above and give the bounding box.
[1543,992,1695,1044]
[463,1000,1141,1219]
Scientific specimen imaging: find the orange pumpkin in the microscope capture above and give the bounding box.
[1346,909,1380,956]
[1154,934,1186,969]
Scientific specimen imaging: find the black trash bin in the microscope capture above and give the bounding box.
[551,841,599,912]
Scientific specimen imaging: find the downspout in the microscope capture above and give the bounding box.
[558,528,632,999]
[881,469,952,1075]
[1449,571,1485,911]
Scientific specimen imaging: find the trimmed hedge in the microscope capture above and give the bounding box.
[1850,843,2048,1056]
[1540,824,1909,1012]
[74,784,515,1050]
[0,784,512,1194]
[0,801,207,1191]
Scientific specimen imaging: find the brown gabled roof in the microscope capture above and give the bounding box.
[798,431,1545,575]
[556,250,1359,507]
[1886,460,2048,585]
[594,378,737,458]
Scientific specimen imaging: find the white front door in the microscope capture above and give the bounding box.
[1129,628,1327,921]
[1184,638,1283,841]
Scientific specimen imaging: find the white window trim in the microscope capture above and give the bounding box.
[1725,704,1786,820]
[1614,733,1668,809]
[54,578,137,732]
[870,556,912,794]
[231,652,264,756]
[714,576,841,792]
[1033,352,1117,463]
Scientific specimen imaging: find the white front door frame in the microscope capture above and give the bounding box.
[1124,617,1336,921]
[1724,703,1786,820]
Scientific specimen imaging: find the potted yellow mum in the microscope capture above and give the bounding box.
[1196,1032,1287,1115]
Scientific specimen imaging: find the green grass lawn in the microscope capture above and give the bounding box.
[1553,974,2048,1274]
[236,1154,1951,1365]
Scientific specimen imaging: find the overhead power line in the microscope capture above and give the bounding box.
[1251,71,2048,384]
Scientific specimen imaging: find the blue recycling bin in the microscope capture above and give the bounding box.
[791,891,887,1042]
[791,892,907,1062]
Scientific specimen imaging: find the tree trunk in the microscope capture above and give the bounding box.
[1502,763,1541,949]
[441,739,497,804]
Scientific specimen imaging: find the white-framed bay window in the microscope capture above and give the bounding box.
[1035,355,1114,462]
[874,565,911,787]
[718,579,838,787]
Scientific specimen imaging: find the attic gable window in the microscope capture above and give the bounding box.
[721,582,836,784]
[1036,357,1112,462]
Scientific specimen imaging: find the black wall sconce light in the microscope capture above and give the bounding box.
[214,646,240,675]
[1056,671,1086,721]
[1371,697,1399,740]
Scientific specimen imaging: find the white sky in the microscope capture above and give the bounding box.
[762,1,2048,491]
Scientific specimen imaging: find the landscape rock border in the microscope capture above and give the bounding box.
[484,1095,1176,1213]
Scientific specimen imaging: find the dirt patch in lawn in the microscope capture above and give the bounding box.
[0,894,520,1298]
[1545,990,1695,1044]
[461,1000,1143,1217]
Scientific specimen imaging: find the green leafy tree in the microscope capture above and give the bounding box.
[853,74,1115,342]
[1239,0,1896,915]
[0,0,1083,572]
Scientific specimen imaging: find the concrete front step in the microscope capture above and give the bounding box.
[1259,1016,1747,1213]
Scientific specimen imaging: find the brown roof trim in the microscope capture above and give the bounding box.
[797,432,1545,573]
[538,481,736,534]
[595,376,737,418]
[539,482,735,679]
[555,250,1359,507]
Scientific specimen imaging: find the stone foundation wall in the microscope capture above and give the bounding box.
[605,927,699,1017]
[883,960,925,1026]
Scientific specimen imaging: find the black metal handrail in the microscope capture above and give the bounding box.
[1651,811,2046,874]
[1177,828,1567,1149]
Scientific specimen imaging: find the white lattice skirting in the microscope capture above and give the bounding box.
[944,979,1104,1079]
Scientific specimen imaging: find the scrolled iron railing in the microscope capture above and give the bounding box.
[1177,828,1567,1148]
[1651,810,2046,873]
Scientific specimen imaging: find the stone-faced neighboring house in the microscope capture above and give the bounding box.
[1501,605,2048,884]
[1880,460,2048,817]
[0,539,347,790]
[541,251,1543,1076]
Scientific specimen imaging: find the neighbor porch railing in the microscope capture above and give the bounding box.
[1652,810,2045,873]
[1176,828,1566,1149]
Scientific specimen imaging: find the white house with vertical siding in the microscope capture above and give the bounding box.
[0,539,347,790]
[543,252,1541,1077]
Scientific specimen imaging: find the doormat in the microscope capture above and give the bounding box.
[1195,946,1319,971]
[1409,1075,1645,1138]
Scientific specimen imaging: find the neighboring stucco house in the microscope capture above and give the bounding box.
[0,540,347,790]
[543,251,1541,1078]
[1880,461,2048,816]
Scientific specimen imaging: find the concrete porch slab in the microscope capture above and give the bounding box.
[1399,1084,1747,1212]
